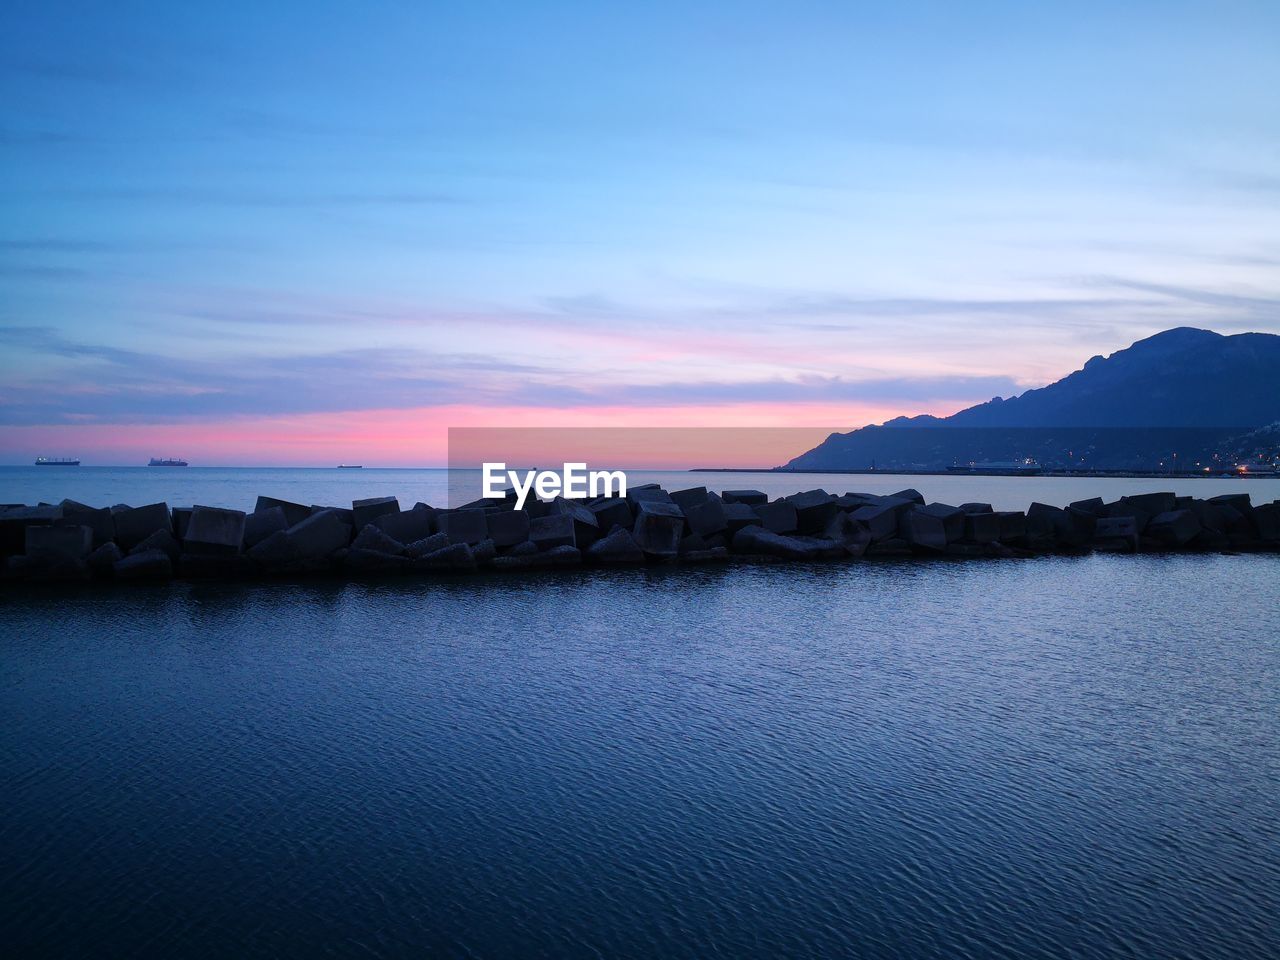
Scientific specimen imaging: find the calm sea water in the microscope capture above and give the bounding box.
[2,556,1278,958]
[2,465,1277,512]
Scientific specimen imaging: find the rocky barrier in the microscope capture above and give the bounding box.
[2,485,1278,585]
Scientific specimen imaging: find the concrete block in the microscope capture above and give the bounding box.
[958,502,994,514]
[891,488,925,505]
[171,507,193,540]
[721,501,762,534]
[372,507,435,545]
[588,497,634,533]
[243,507,288,548]
[311,504,354,525]
[1068,497,1106,517]
[248,530,301,568]
[1253,503,1279,541]
[486,509,531,548]
[851,502,899,541]
[586,527,644,564]
[438,508,488,545]
[114,548,174,581]
[1121,492,1177,518]
[1093,516,1140,552]
[786,489,838,534]
[87,542,123,577]
[254,496,311,528]
[721,490,767,505]
[352,524,407,555]
[732,526,831,560]
[472,539,498,565]
[1148,509,1201,547]
[352,496,399,531]
[996,511,1027,543]
[414,542,477,573]
[113,503,173,552]
[60,499,115,547]
[633,501,684,558]
[344,548,411,575]
[963,512,1001,544]
[530,514,576,550]
[184,505,247,556]
[752,500,798,533]
[686,496,728,537]
[287,510,352,559]
[901,508,946,552]
[823,511,871,557]
[26,524,92,560]
[405,532,450,558]
[627,485,674,507]
[916,503,965,542]
[131,528,181,563]
[548,498,599,548]
[669,487,709,512]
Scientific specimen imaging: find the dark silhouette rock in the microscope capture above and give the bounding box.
[721,490,768,505]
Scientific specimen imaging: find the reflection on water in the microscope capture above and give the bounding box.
[3,555,1279,958]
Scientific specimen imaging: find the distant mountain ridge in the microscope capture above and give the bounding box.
[783,328,1280,471]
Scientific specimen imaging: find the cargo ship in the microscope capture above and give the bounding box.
[148,457,188,467]
[947,458,1042,476]
[35,457,80,466]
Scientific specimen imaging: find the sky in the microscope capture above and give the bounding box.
[2,0,1278,466]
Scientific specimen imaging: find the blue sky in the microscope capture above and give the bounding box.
[2,1,1277,463]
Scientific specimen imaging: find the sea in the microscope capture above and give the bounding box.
[2,465,1278,513]
[2,468,1278,958]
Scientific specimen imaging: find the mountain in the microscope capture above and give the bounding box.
[783,328,1280,472]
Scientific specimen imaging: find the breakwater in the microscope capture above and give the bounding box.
[3,484,1278,584]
